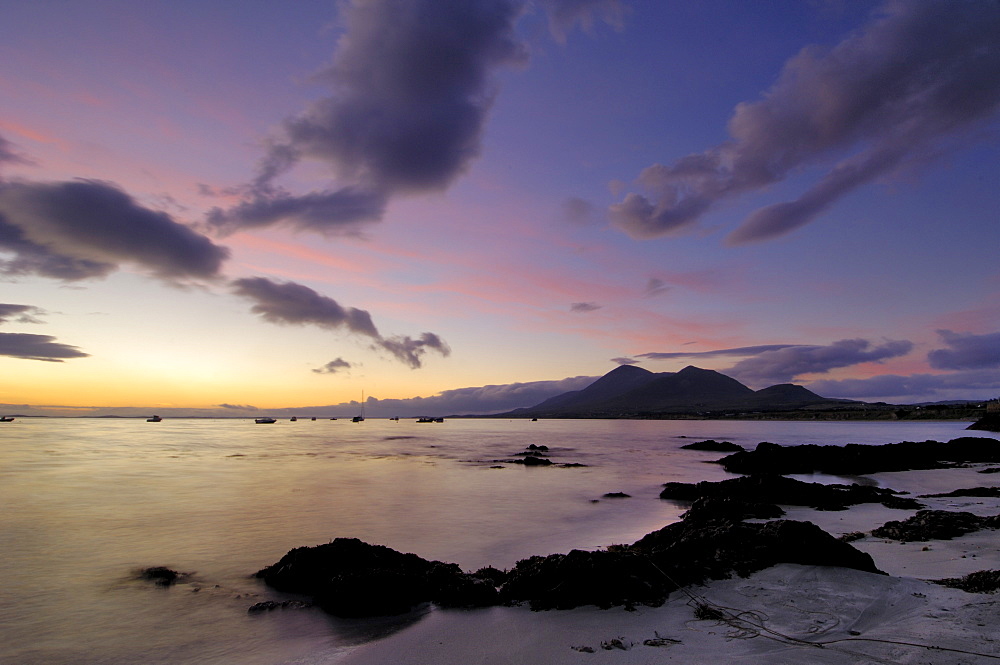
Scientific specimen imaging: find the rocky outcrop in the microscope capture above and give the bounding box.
[659,474,921,510]
[967,413,1000,432]
[257,507,881,615]
[717,437,1000,475]
[920,486,1000,498]
[871,510,1000,542]
[254,538,498,617]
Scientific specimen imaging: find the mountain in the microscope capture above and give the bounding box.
[508,366,847,417]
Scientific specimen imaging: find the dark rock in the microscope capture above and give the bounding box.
[259,509,881,614]
[502,517,880,611]
[935,569,1000,593]
[516,456,552,466]
[680,440,744,452]
[602,492,631,498]
[967,414,1000,432]
[920,486,1000,498]
[978,467,1000,474]
[631,518,881,580]
[526,444,549,451]
[659,474,921,511]
[680,496,785,522]
[871,510,1000,542]
[255,538,497,617]
[717,437,1000,475]
[139,566,182,586]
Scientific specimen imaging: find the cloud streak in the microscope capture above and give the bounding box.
[0,332,89,362]
[928,330,1000,370]
[809,369,1000,402]
[610,0,1000,243]
[638,344,800,361]
[0,302,87,362]
[0,303,45,325]
[724,338,914,386]
[231,276,449,369]
[0,179,229,282]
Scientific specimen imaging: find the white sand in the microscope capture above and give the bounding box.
[332,465,1000,665]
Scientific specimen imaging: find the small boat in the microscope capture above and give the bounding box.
[255,417,277,424]
[329,417,338,420]
[146,415,162,422]
[0,416,14,422]
[417,417,444,423]
[352,390,365,422]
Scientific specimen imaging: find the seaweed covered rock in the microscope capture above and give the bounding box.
[631,518,882,580]
[717,437,1000,475]
[255,538,497,617]
[659,474,921,511]
[503,518,882,611]
[679,440,744,452]
[500,549,663,610]
[680,496,785,522]
[871,510,1000,542]
[935,569,1000,593]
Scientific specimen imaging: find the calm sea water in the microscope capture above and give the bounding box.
[1,417,994,664]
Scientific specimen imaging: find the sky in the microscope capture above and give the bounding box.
[1,0,999,418]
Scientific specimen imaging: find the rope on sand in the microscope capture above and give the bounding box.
[643,557,1000,661]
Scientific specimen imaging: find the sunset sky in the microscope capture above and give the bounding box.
[2,0,998,417]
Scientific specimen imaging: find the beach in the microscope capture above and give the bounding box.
[335,464,1000,664]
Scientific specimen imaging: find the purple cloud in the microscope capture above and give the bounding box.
[0,134,31,168]
[313,357,354,375]
[809,369,1000,402]
[0,304,45,325]
[0,179,229,282]
[724,338,914,386]
[374,332,450,370]
[570,301,602,312]
[610,0,1000,244]
[928,330,1000,370]
[639,344,799,361]
[232,277,449,369]
[0,332,89,362]
[231,277,379,337]
[211,0,527,233]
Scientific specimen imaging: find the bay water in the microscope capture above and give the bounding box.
[1,417,994,664]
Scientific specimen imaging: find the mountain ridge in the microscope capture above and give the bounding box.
[506,365,852,418]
